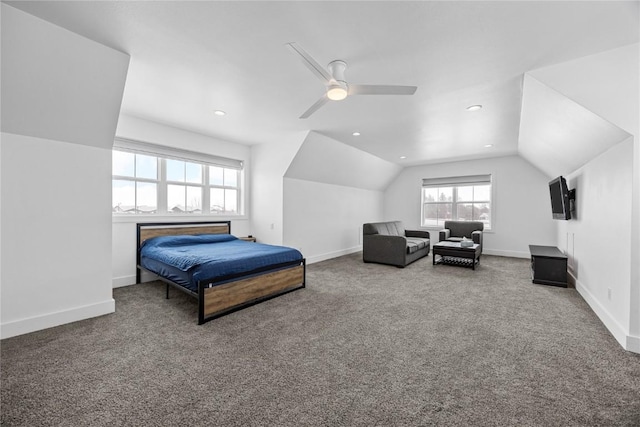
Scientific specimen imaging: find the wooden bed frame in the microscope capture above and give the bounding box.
[136,221,306,324]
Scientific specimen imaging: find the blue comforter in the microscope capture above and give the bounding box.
[140,234,303,291]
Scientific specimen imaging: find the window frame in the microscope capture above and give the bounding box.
[112,138,244,219]
[420,175,492,230]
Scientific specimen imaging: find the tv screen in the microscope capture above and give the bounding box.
[549,176,571,220]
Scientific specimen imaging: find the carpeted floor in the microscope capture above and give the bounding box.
[2,253,640,426]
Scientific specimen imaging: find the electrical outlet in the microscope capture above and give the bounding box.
[270,223,274,230]
[608,288,612,301]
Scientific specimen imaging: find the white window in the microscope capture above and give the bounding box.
[421,175,492,229]
[112,138,243,216]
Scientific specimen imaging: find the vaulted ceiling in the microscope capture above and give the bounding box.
[5,1,639,167]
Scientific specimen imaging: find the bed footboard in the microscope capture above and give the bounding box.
[197,261,306,324]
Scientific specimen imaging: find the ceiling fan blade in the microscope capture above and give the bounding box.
[349,84,418,96]
[286,42,333,85]
[299,95,329,119]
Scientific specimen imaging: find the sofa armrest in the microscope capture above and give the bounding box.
[439,229,450,241]
[405,229,430,239]
[471,230,483,246]
[363,234,407,266]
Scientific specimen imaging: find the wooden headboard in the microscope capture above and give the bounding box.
[137,221,231,249]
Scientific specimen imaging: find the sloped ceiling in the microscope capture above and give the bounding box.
[518,74,631,178]
[529,43,639,138]
[3,1,638,166]
[284,131,401,191]
[0,4,129,149]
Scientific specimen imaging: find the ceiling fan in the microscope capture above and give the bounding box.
[286,42,418,119]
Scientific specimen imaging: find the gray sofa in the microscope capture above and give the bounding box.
[439,220,484,252]
[363,221,430,267]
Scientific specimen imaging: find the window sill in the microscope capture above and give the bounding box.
[112,214,248,223]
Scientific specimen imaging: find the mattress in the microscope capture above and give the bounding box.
[140,234,304,292]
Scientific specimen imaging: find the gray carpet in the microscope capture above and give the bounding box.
[2,253,640,426]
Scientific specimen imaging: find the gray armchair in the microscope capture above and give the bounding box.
[363,221,430,267]
[439,221,484,252]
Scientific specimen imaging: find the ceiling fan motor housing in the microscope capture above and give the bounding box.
[328,60,347,83]
[327,60,348,100]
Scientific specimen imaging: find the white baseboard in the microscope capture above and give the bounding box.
[113,271,159,288]
[627,334,640,353]
[113,275,136,288]
[574,275,636,352]
[307,246,362,264]
[483,249,530,259]
[1,299,115,340]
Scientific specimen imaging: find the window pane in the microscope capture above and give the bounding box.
[209,166,224,186]
[457,186,473,202]
[168,184,185,213]
[112,180,135,212]
[167,159,185,182]
[438,187,453,202]
[457,203,473,221]
[423,204,438,227]
[186,186,202,213]
[476,203,491,225]
[113,151,134,177]
[186,162,202,184]
[210,188,224,213]
[136,182,157,213]
[437,204,452,225]
[474,184,491,201]
[422,187,437,202]
[224,168,238,187]
[225,189,237,213]
[135,154,157,179]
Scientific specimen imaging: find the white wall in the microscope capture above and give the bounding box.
[283,178,384,264]
[530,44,639,352]
[558,138,633,348]
[384,155,556,258]
[250,135,306,246]
[1,135,115,338]
[0,4,129,338]
[278,131,397,263]
[112,115,253,287]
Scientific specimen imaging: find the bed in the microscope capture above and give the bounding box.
[136,221,306,324]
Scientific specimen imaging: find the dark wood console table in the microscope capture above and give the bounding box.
[528,245,568,288]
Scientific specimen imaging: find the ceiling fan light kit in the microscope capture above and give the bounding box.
[286,42,418,118]
[327,84,348,101]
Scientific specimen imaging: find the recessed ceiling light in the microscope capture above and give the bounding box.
[466,105,483,112]
[352,132,361,136]
[400,156,407,159]
[484,144,493,148]
[213,110,226,116]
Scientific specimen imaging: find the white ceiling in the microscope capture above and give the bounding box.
[519,75,632,178]
[5,1,639,166]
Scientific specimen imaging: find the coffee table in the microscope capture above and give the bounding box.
[432,241,481,270]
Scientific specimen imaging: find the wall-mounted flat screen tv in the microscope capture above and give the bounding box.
[549,176,571,220]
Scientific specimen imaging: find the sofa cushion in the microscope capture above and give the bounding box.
[406,237,428,254]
